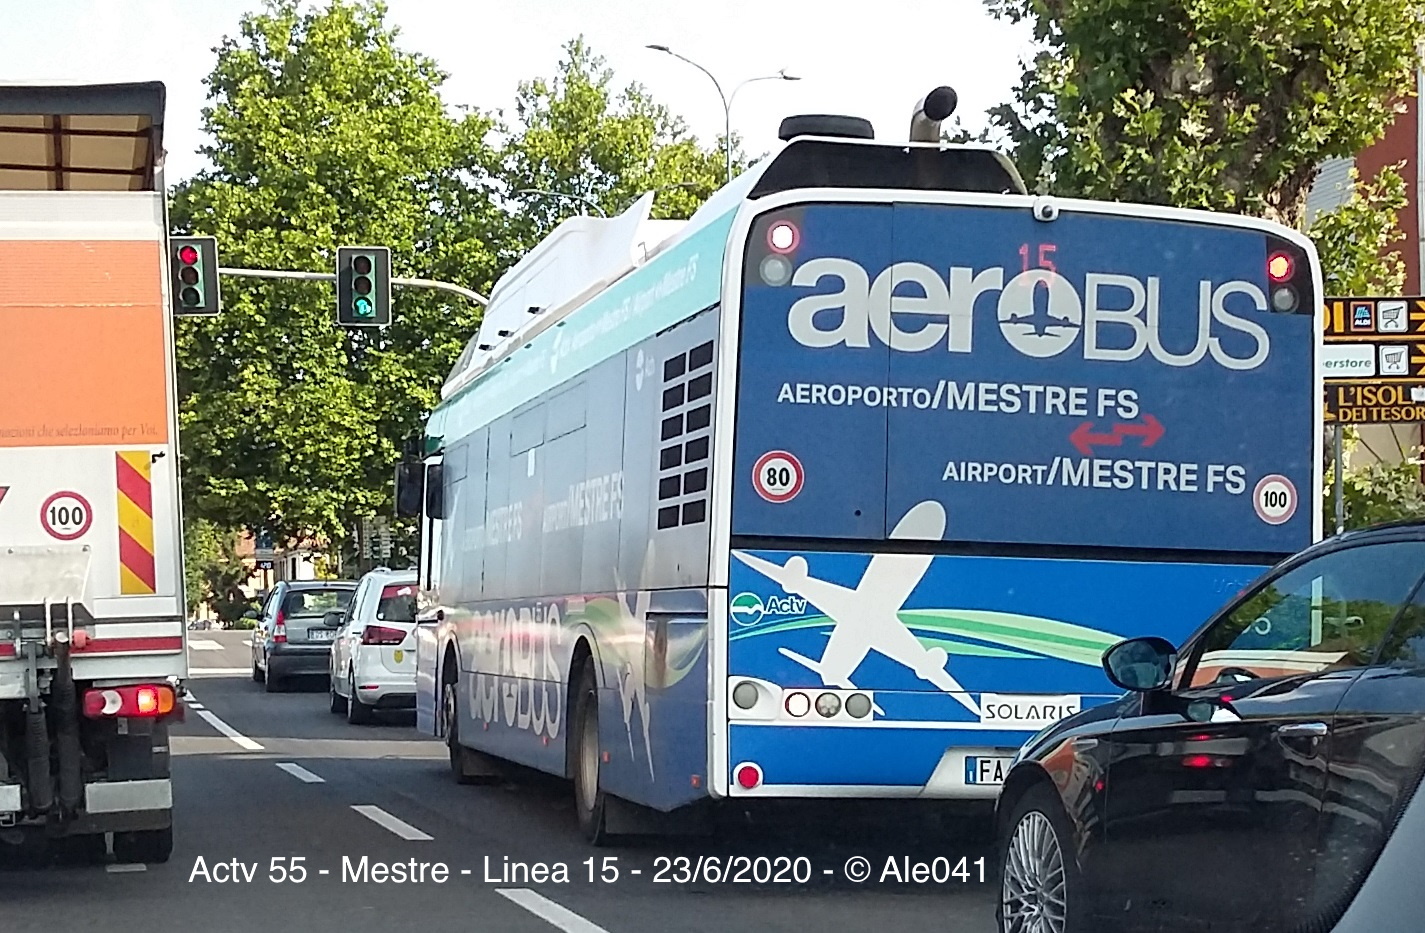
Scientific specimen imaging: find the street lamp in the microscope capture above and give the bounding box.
[645,45,800,183]
[514,188,608,217]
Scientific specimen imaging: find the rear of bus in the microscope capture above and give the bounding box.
[713,141,1320,798]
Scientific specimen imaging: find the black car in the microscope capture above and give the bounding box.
[996,521,1425,933]
[249,580,356,692]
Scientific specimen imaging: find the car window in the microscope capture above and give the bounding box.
[376,581,417,623]
[1371,575,1425,666]
[282,588,354,617]
[1179,541,1425,689]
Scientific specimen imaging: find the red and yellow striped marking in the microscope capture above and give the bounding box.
[116,451,156,595]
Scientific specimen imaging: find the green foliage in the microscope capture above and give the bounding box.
[1306,164,1409,297]
[181,517,254,621]
[499,37,730,256]
[1325,429,1425,530]
[172,12,726,555]
[985,0,1425,228]
[172,0,501,545]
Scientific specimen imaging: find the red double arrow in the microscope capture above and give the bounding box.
[1069,414,1165,456]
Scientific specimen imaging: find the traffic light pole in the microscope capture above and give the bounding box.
[215,266,489,305]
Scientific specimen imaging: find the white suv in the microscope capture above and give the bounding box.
[328,568,419,724]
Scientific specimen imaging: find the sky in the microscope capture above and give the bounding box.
[0,0,1036,182]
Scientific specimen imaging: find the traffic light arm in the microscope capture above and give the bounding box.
[215,266,489,305]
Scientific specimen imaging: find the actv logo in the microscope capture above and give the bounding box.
[784,260,1271,371]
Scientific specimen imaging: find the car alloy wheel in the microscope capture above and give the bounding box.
[1002,809,1068,933]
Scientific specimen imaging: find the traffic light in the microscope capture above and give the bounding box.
[170,236,220,315]
[336,245,391,327]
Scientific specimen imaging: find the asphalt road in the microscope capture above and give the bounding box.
[0,630,998,932]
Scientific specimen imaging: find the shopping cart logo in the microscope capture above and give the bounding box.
[1380,345,1410,376]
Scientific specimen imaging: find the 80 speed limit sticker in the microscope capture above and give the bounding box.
[1253,474,1298,525]
[752,450,804,503]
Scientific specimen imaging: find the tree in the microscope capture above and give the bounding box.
[497,37,729,259]
[172,0,501,547]
[181,517,254,621]
[985,0,1425,230]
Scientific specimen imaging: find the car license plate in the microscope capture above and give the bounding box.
[308,629,335,642]
[965,755,1012,785]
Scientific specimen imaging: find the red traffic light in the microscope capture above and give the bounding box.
[178,244,199,265]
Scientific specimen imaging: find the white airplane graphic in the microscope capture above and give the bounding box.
[732,500,982,718]
[613,555,655,781]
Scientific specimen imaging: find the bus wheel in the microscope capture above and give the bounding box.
[572,661,609,845]
[444,679,474,784]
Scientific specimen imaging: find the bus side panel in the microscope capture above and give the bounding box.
[725,551,1266,793]
[449,310,718,809]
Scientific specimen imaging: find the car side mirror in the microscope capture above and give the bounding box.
[323,610,344,628]
[1102,636,1178,692]
[243,609,259,620]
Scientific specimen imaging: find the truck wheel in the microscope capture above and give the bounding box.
[572,661,610,845]
[113,825,173,865]
[346,669,373,724]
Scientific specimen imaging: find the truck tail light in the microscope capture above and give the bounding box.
[361,625,405,646]
[83,684,175,719]
[273,610,287,644]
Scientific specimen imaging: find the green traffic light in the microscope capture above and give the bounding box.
[354,296,374,318]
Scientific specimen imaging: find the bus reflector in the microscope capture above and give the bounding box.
[735,762,763,789]
[1271,286,1298,312]
[760,254,792,286]
[83,684,175,719]
[732,681,760,710]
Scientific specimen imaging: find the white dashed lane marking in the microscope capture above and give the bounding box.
[275,762,325,784]
[351,805,432,841]
[498,888,613,933]
[193,708,263,751]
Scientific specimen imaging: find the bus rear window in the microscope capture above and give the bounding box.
[377,584,416,623]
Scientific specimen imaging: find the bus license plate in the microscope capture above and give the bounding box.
[965,756,1012,785]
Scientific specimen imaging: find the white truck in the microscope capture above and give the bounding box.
[0,81,187,863]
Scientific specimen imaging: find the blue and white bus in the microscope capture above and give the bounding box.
[405,90,1322,843]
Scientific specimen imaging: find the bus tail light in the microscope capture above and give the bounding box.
[1267,251,1294,282]
[767,220,800,253]
[735,762,763,789]
[83,684,175,719]
[361,624,406,646]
